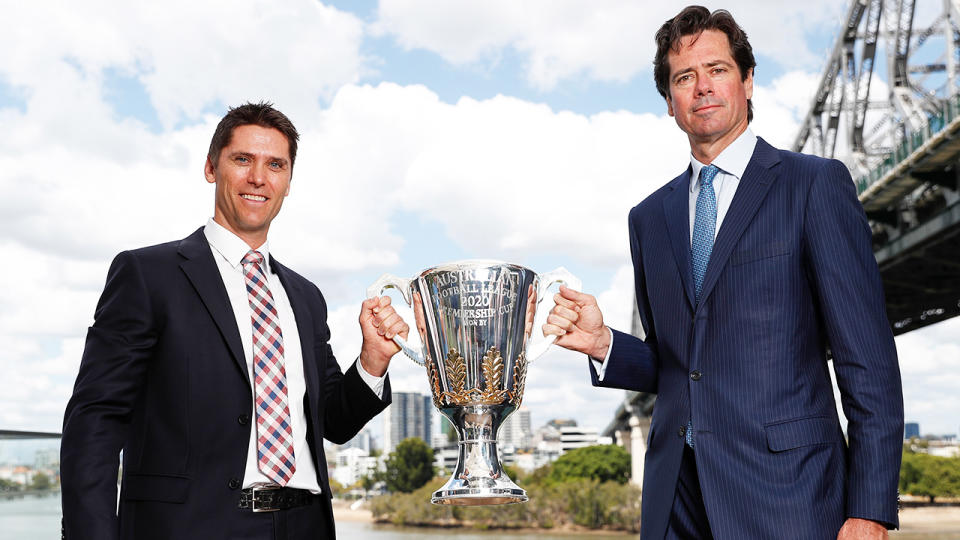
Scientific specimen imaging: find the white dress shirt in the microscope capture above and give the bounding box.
[203,218,384,492]
[594,129,759,378]
[687,128,757,243]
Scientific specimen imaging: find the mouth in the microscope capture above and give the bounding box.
[241,194,267,202]
[693,104,720,113]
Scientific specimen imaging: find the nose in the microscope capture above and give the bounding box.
[247,163,266,187]
[694,71,712,96]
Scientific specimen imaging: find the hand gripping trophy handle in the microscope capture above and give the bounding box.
[366,267,581,365]
[525,267,580,362]
[366,274,425,366]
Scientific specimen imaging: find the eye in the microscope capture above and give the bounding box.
[712,67,727,75]
[235,156,250,164]
[675,73,693,85]
[269,160,284,169]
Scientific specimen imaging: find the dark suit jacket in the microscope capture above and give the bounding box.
[61,227,389,540]
[592,138,903,539]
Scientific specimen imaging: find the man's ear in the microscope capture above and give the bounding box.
[666,96,675,117]
[744,67,754,100]
[204,157,216,184]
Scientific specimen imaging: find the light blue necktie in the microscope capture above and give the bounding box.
[687,164,718,448]
[692,164,719,303]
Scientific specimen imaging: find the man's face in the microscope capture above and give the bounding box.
[205,124,291,248]
[665,29,753,149]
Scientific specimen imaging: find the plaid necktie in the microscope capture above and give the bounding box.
[242,250,296,485]
[687,164,719,448]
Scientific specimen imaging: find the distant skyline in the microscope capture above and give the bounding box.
[3,0,958,440]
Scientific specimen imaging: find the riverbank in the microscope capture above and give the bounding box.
[337,500,960,537]
[895,506,960,537]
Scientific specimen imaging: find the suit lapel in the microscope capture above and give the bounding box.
[697,138,781,309]
[271,258,319,399]
[178,228,249,384]
[662,168,696,311]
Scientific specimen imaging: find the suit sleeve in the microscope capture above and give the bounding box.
[310,286,390,445]
[61,251,157,540]
[591,207,659,393]
[803,159,903,528]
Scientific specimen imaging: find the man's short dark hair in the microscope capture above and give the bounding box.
[653,5,756,122]
[207,101,300,170]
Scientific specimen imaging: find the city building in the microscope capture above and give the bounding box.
[433,443,459,474]
[332,447,379,488]
[498,407,532,449]
[383,391,431,452]
[559,425,599,454]
[905,422,920,439]
[340,428,373,453]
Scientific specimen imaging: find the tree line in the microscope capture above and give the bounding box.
[367,439,642,532]
[900,447,960,503]
[346,438,960,532]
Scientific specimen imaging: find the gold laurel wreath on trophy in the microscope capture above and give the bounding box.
[438,347,526,406]
[508,352,526,406]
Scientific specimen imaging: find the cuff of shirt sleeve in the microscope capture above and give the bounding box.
[589,327,614,382]
[356,357,386,399]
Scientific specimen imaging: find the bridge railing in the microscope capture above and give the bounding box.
[856,93,960,196]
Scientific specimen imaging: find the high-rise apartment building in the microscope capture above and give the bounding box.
[383,391,432,452]
[498,407,532,449]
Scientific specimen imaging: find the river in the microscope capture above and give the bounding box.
[3,494,958,539]
[0,495,613,539]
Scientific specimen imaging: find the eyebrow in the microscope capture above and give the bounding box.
[230,151,289,167]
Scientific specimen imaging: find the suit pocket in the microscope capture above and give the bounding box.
[731,241,790,266]
[764,415,841,452]
[122,473,190,503]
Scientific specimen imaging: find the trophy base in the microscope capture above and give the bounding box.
[431,486,528,506]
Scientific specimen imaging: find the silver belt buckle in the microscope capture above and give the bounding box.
[250,483,281,513]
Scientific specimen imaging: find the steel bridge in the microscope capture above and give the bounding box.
[794,0,960,334]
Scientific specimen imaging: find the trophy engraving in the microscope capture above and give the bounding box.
[368,261,579,505]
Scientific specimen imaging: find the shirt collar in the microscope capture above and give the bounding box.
[203,218,272,271]
[689,128,758,192]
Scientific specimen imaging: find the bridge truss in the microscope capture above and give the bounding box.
[795,0,960,334]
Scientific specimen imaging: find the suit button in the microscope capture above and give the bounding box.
[228,478,241,490]
[678,426,686,438]
[238,414,250,425]
[690,370,702,381]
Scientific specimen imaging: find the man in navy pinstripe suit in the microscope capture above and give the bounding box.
[544,6,903,540]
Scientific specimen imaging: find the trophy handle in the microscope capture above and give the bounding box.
[366,274,425,366]
[526,267,581,362]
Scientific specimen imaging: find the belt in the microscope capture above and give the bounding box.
[238,484,319,512]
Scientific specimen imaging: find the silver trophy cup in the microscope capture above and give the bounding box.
[368,261,579,505]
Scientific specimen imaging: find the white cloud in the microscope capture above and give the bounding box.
[895,318,960,435]
[751,70,821,150]
[316,84,688,264]
[0,0,367,129]
[372,0,844,90]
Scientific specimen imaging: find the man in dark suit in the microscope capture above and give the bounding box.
[61,102,408,540]
[544,6,903,540]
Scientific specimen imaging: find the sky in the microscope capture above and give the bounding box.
[2,0,958,453]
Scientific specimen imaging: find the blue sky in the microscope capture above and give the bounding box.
[2,0,958,448]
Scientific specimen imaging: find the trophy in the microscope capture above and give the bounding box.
[368,261,579,505]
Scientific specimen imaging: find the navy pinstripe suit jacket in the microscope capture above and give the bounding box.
[592,138,903,539]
